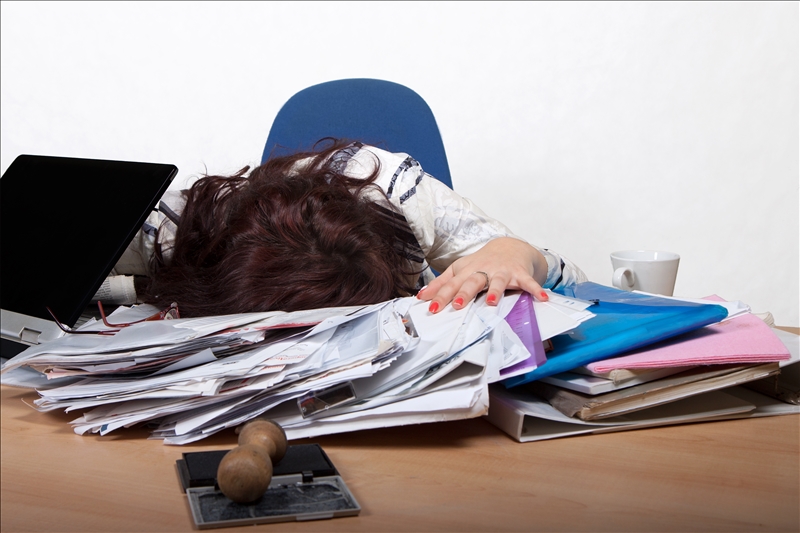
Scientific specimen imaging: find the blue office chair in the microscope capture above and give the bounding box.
[262,78,453,189]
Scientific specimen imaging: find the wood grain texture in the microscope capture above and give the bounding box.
[2,383,798,533]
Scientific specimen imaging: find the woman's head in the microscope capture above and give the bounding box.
[145,141,418,316]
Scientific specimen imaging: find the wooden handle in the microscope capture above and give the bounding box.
[237,419,288,462]
[216,419,288,503]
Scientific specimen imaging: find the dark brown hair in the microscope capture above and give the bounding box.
[145,140,419,316]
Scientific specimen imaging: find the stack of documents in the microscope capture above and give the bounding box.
[8,280,792,445]
[1,291,593,444]
[487,290,800,442]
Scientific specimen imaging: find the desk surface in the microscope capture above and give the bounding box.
[3,331,799,533]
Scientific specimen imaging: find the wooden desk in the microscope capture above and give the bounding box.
[3,331,799,532]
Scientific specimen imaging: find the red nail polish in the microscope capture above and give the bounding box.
[454,297,464,307]
[540,291,549,301]
[429,302,439,313]
[487,294,497,304]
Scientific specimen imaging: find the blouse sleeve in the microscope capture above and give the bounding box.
[353,146,587,290]
[111,190,185,276]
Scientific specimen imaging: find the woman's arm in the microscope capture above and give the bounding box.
[109,190,184,278]
[367,148,585,313]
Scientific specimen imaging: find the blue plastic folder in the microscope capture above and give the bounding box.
[503,283,729,387]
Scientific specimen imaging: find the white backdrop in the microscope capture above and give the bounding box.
[2,2,798,325]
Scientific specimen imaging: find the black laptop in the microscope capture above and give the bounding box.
[0,155,177,358]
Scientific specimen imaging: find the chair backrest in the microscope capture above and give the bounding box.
[262,78,453,189]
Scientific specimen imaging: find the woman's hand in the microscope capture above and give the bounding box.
[417,237,550,313]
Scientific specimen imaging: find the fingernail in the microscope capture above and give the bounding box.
[539,291,549,301]
[416,286,427,300]
[429,301,440,313]
[453,297,464,307]
[487,294,497,304]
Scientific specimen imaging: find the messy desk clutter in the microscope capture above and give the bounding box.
[1,228,798,529]
[1,285,798,531]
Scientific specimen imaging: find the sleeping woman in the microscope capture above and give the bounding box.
[110,140,586,317]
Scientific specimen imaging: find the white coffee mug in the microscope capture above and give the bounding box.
[610,250,680,296]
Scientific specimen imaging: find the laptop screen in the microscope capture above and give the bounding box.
[1,155,177,331]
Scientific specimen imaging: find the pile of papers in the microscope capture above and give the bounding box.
[8,282,792,445]
[1,290,594,444]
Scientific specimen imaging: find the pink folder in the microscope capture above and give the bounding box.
[585,296,790,372]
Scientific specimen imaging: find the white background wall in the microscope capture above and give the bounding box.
[2,2,798,325]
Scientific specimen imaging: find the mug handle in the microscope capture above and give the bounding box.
[612,267,635,291]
